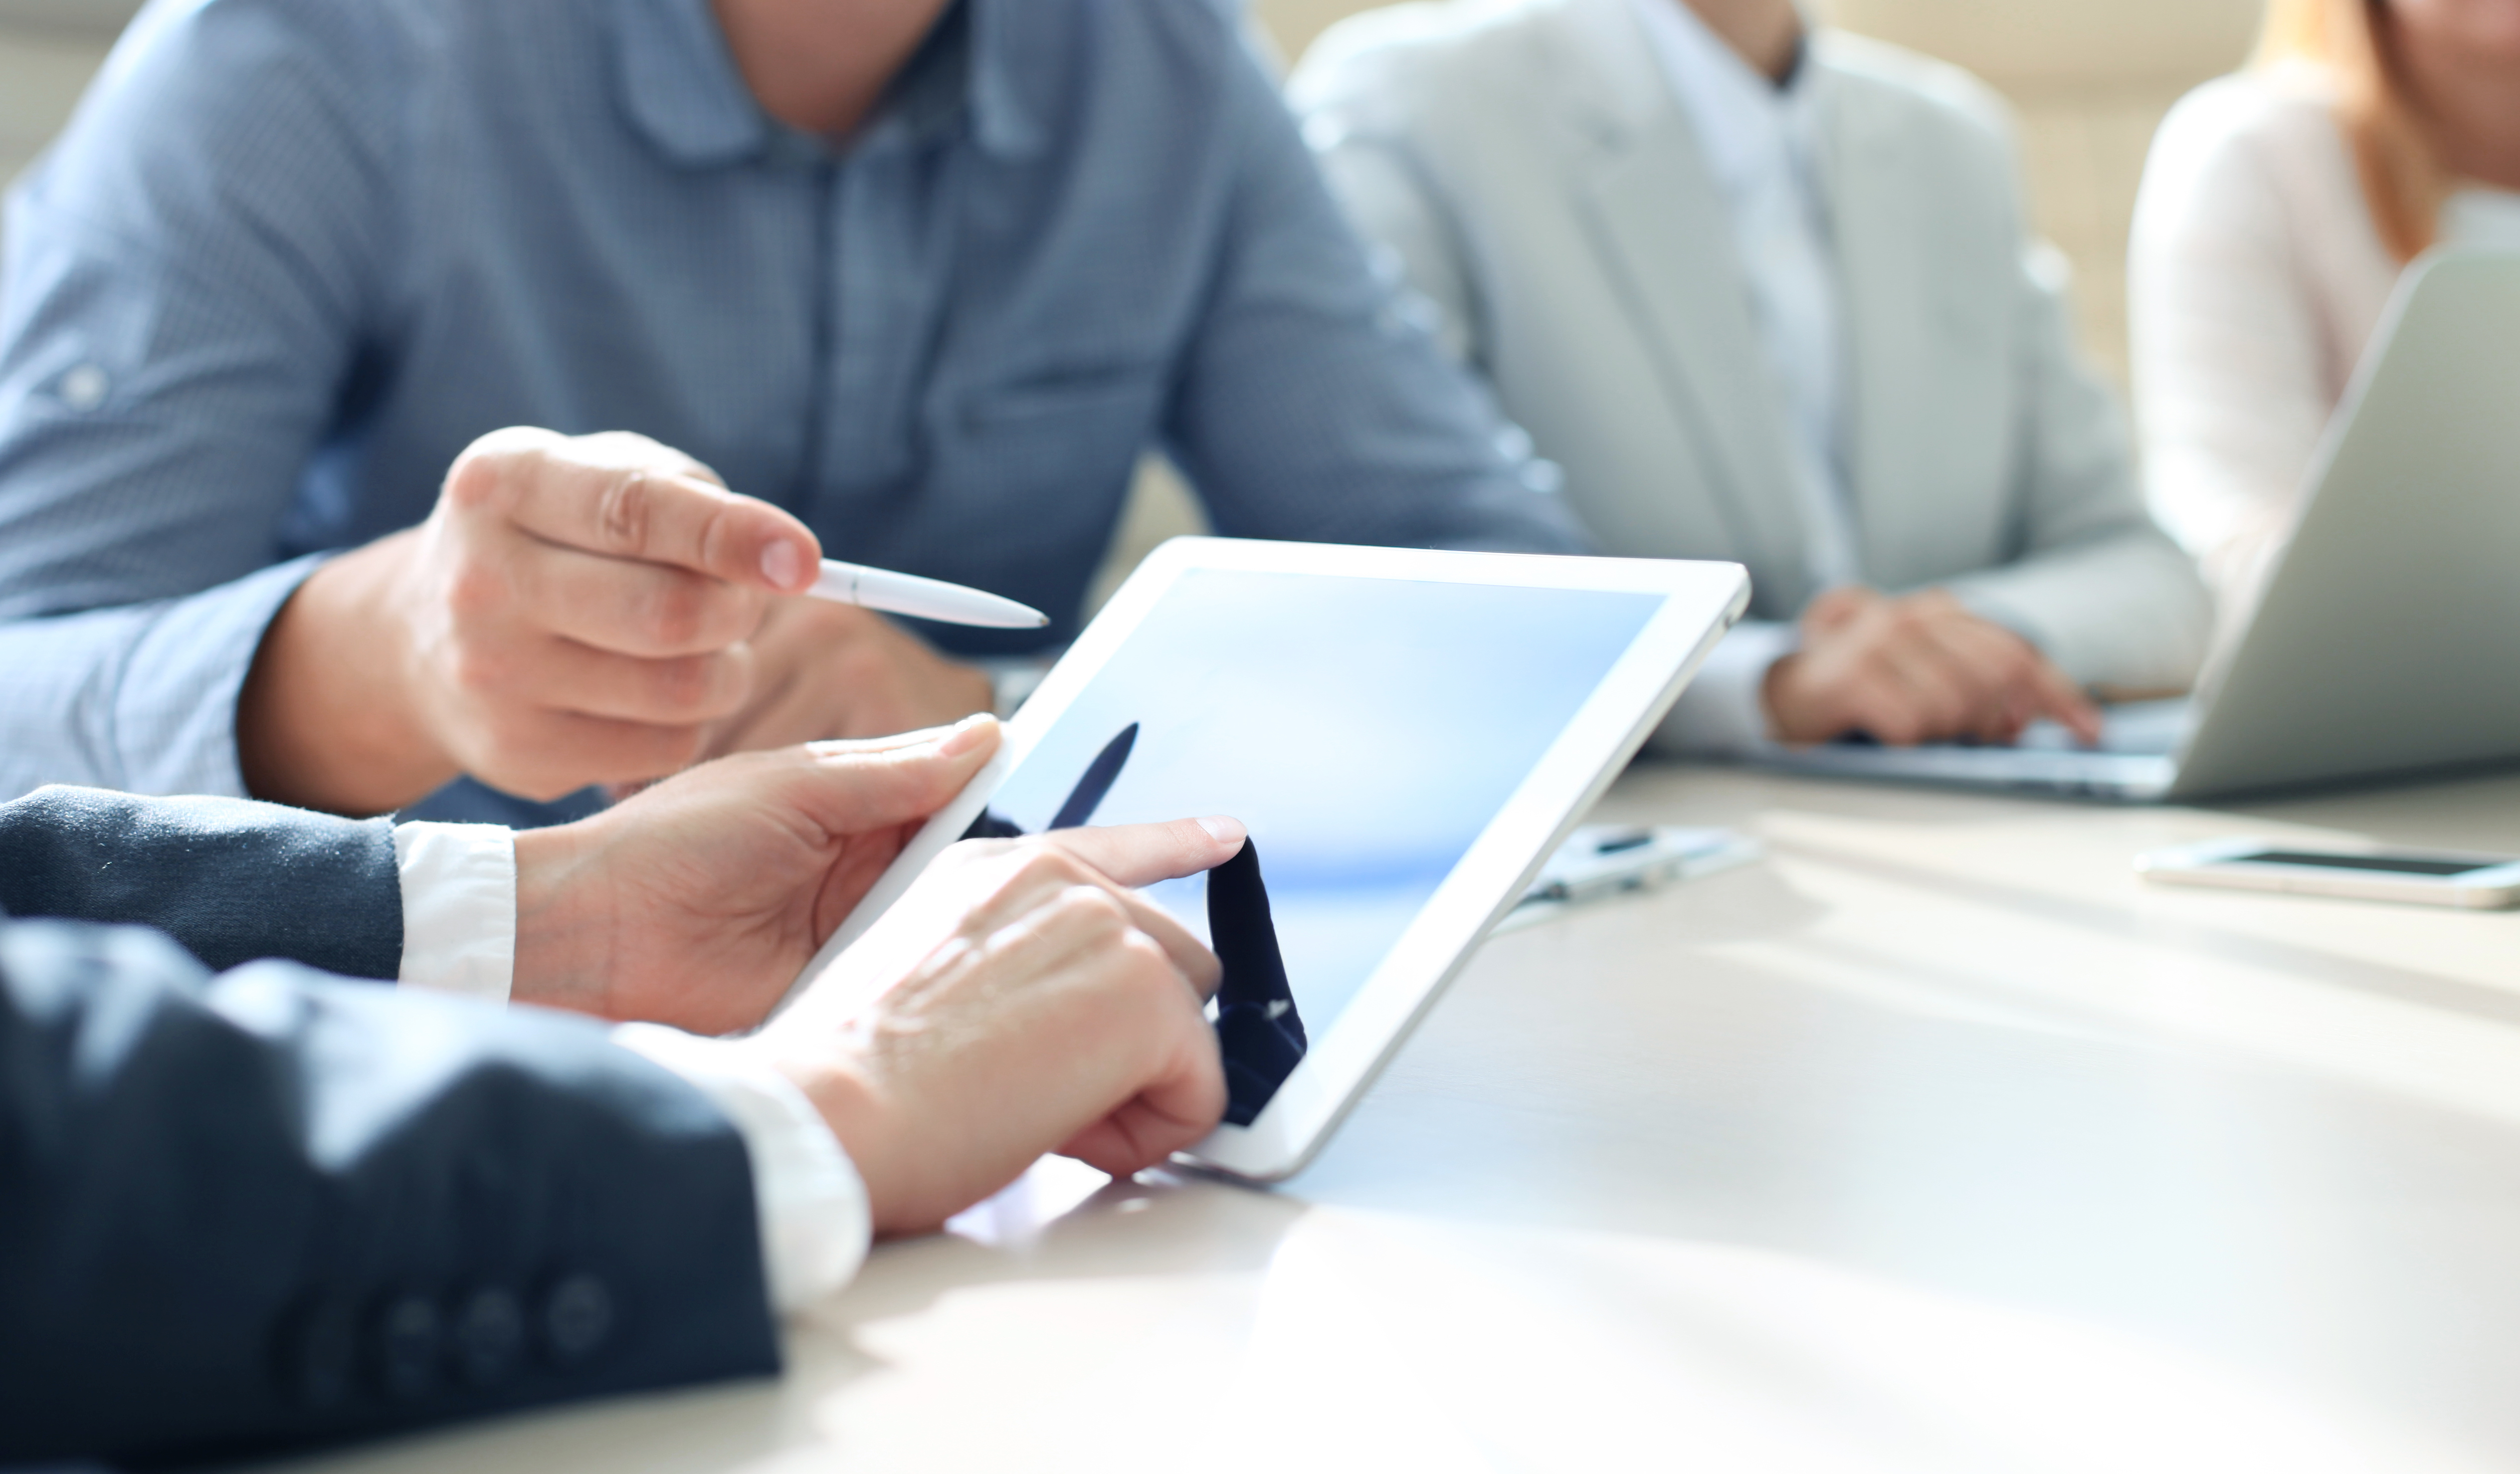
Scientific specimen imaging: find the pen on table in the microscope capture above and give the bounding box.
[805,558,1050,630]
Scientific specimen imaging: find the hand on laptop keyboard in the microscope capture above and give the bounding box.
[1763,587,2103,748]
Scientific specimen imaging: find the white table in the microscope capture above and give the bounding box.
[286,764,2520,1474]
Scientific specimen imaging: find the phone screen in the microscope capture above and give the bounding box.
[2233,850,2499,878]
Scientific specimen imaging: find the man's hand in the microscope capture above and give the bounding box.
[693,595,993,766]
[238,428,992,817]
[508,715,1001,1035]
[1763,587,2102,748]
[753,820,1247,1237]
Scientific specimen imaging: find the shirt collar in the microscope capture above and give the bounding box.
[1626,0,1820,199]
[613,0,1045,168]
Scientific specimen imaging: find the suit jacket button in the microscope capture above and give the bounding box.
[278,1294,358,1410]
[453,1288,526,1387]
[375,1294,442,1400]
[540,1274,614,1365]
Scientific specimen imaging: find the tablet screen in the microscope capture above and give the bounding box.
[972,569,1663,1124]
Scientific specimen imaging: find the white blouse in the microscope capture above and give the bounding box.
[2128,66,2520,621]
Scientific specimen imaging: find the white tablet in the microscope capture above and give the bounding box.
[796,538,1749,1182]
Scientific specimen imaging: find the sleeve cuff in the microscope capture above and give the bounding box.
[94,549,335,791]
[1650,619,1800,756]
[393,821,517,1002]
[609,1024,872,1315]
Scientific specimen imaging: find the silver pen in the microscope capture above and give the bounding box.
[805,558,1049,629]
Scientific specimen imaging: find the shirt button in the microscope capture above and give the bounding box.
[452,1287,526,1388]
[540,1274,615,1366]
[375,1293,443,1400]
[58,363,109,412]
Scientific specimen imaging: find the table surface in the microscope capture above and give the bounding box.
[280,764,2520,1474]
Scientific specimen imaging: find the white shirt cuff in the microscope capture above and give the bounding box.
[1652,619,1800,756]
[393,821,517,1002]
[610,1024,872,1315]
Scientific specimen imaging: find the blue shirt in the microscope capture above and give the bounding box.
[0,0,1581,823]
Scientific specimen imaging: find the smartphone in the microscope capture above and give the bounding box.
[2136,838,2520,910]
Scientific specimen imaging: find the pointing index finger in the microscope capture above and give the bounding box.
[2030,660,2106,745]
[510,462,822,594]
[1043,817,1249,891]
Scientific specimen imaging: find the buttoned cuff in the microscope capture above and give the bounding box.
[1651,619,1800,756]
[393,821,517,1002]
[609,1024,872,1315]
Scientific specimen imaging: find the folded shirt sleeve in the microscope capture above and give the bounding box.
[0,555,330,802]
[0,1,400,805]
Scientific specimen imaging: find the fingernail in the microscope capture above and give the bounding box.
[937,713,996,757]
[760,538,805,590]
[1196,815,1246,848]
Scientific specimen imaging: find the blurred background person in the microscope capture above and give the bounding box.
[2131,0,2520,624]
[1290,0,2210,754]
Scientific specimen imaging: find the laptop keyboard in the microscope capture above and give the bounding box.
[1750,699,2193,799]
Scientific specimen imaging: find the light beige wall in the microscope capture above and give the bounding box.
[1818,0,2256,90]
[1255,0,1391,56]
[0,3,130,193]
[1254,0,2263,389]
[0,27,110,203]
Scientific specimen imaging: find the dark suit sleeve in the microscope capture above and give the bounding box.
[0,784,404,979]
[0,914,782,1467]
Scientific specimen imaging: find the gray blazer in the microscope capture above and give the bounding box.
[1290,0,2210,722]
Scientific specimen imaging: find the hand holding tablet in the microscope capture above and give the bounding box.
[790,538,1749,1181]
[760,816,1248,1236]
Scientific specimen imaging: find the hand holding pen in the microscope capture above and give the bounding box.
[677,556,1046,789]
[239,428,1040,815]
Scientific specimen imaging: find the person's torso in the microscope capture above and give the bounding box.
[288,0,1252,656]
[1299,0,2042,620]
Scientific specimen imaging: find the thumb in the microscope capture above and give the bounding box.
[779,715,1003,837]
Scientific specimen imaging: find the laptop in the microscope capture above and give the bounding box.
[1755,248,2520,804]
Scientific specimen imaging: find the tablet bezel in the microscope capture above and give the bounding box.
[791,537,1749,1181]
